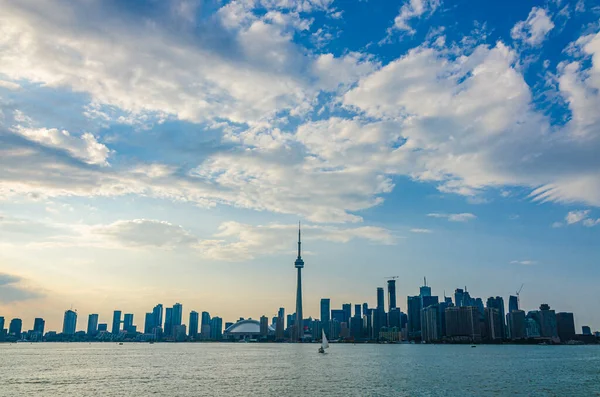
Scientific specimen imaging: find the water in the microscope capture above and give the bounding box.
[1,343,599,396]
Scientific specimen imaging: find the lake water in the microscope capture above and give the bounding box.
[1,343,599,396]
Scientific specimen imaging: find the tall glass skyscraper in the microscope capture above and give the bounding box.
[387,279,397,311]
[33,318,45,335]
[320,298,330,337]
[189,311,199,338]
[87,314,99,336]
[508,295,519,313]
[62,309,77,335]
[112,310,121,335]
[123,313,134,332]
[152,304,163,329]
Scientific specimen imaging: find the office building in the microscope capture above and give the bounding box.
[164,307,173,337]
[556,312,575,342]
[144,313,154,334]
[0,317,4,333]
[350,316,362,339]
[377,287,385,310]
[508,295,519,313]
[331,309,345,324]
[421,304,441,342]
[539,304,558,338]
[276,308,285,340]
[63,309,77,335]
[9,318,22,338]
[483,307,502,341]
[33,318,45,336]
[87,314,99,336]
[525,312,541,338]
[582,326,592,335]
[172,303,183,327]
[98,323,108,332]
[260,315,269,337]
[112,310,121,335]
[486,297,506,338]
[422,295,439,309]
[388,307,401,328]
[362,310,372,339]
[407,296,422,340]
[445,306,480,342]
[320,299,330,338]
[354,304,362,319]
[210,317,223,340]
[189,311,199,338]
[420,278,431,299]
[387,279,397,311]
[507,310,526,340]
[342,303,352,325]
[123,313,134,333]
[438,299,453,337]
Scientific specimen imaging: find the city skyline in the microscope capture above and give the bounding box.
[1,0,600,334]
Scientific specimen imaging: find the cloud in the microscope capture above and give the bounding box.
[410,228,433,233]
[92,219,199,248]
[560,210,600,227]
[427,213,476,222]
[510,260,537,266]
[392,0,441,34]
[511,7,555,46]
[0,273,44,303]
[0,80,20,90]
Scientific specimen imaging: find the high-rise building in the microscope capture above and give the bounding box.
[294,223,305,342]
[362,310,372,339]
[556,312,576,342]
[172,303,183,327]
[201,311,211,326]
[507,310,526,340]
[331,309,346,324]
[388,308,401,328]
[508,295,519,313]
[438,299,453,337]
[210,317,223,340]
[276,308,285,340]
[376,287,385,310]
[112,310,121,335]
[9,318,22,338]
[407,296,422,340]
[260,315,269,337]
[123,313,134,333]
[189,311,199,338]
[387,279,397,311]
[421,304,440,342]
[144,313,154,334]
[354,304,362,319]
[320,299,330,338]
[422,295,439,309]
[98,323,108,332]
[342,304,352,325]
[483,308,502,341]
[0,317,4,333]
[486,297,506,339]
[33,318,45,336]
[62,310,77,335]
[539,304,558,338]
[349,316,362,340]
[445,306,480,342]
[454,289,465,307]
[152,304,163,329]
[87,314,99,336]
[420,278,431,299]
[164,307,173,337]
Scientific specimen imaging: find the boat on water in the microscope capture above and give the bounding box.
[318,329,329,354]
[119,342,123,345]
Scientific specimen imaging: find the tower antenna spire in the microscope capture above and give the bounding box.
[297,221,302,258]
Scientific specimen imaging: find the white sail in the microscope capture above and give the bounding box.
[321,329,329,349]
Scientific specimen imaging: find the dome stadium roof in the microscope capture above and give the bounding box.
[224,319,275,335]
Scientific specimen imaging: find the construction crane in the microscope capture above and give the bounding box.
[516,283,524,309]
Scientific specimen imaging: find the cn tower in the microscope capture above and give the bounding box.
[294,222,304,342]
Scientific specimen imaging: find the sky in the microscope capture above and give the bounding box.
[1,0,599,333]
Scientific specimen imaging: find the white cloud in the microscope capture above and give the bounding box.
[511,7,555,47]
[0,80,20,90]
[427,213,476,222]
[565,209,590,224]
[392,0,441,34]
[510,260,537,265]
[93,219,199,248]
[410,228,433,233]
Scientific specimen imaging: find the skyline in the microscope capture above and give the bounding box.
[1,0,600,333]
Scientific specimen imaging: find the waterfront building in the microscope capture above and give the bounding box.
[276,308,285,340]
[445,306,480,342]
[225,318,272,340]
[388,307,401,328]
[312,319,322,341]
[420,278,431,300]
[350,316,362,340]
[508,295,519,313]
[330,319,341,339]
[331,309,345,324]
[260,315,269,337]
[98,323,108,332]
[342,303,352,325]
[454,289,465,307]
[354,304,362,319]
[422,295,439,309]
[33,318,45,336]
[9,318,22,338]
[525,317,541,338]
[144,313,154,334]
[174,324,187,341]
[123,313,134,333]
[377,287,385,310]
[582,326,591,335]
[210,317,223,340]
[421,304,441,342]
[152,304,163,329]
[320,299,330,338]
[379,326,402,342]
[0,317,4,334]
[539,304,558,338]
[62,309,77,335]
[164,307,173,337]
[438,299,453,337]
[294,223,305,342]
[407,296,422,340]
[362,309,372,339]
[189,311,199,338]
[87,314,99,336]
[483,307,502,341]
[112,310,121,335]
[387,279,397,311]
[172,303,183,327]
[556,312,575,342]
[507,310,526,340]
[486,297,506,338]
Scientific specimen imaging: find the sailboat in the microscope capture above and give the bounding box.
[318,329,329,354]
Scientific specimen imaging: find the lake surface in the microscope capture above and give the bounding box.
[1,343,599,396]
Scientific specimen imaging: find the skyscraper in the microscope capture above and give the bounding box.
[556,312,575,342]
[508,295,519,313]
[445,306,480,342]
[376,287,385,310]
[260,316,269,337]
[9,318,22,338]
[539,304,558,338]
[33,318,45,336]
[342,303,352,325]
[276,308,285,340]
[486,297,506,339]
[210,317,223,340]
[172,303,183,327]
[144,313,154,334]
[62,309,77,335]
[507,310,526,340]
[420,278,431,298]
[421,304,440,342]
[112,310,121,335]
[201,311,211,339]
[320,299,330,338]
[354,304,362,319]
[165,307,173,337]
[407,296,422,340]
[87,314,99,336]
[123,313,134,333]
[189,311,199,338]
[152,304,163,329]
[294,223,304,342]
[0,317,4,334]
[387,279,397,311]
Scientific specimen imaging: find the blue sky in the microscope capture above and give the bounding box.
[1,0,599,332]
